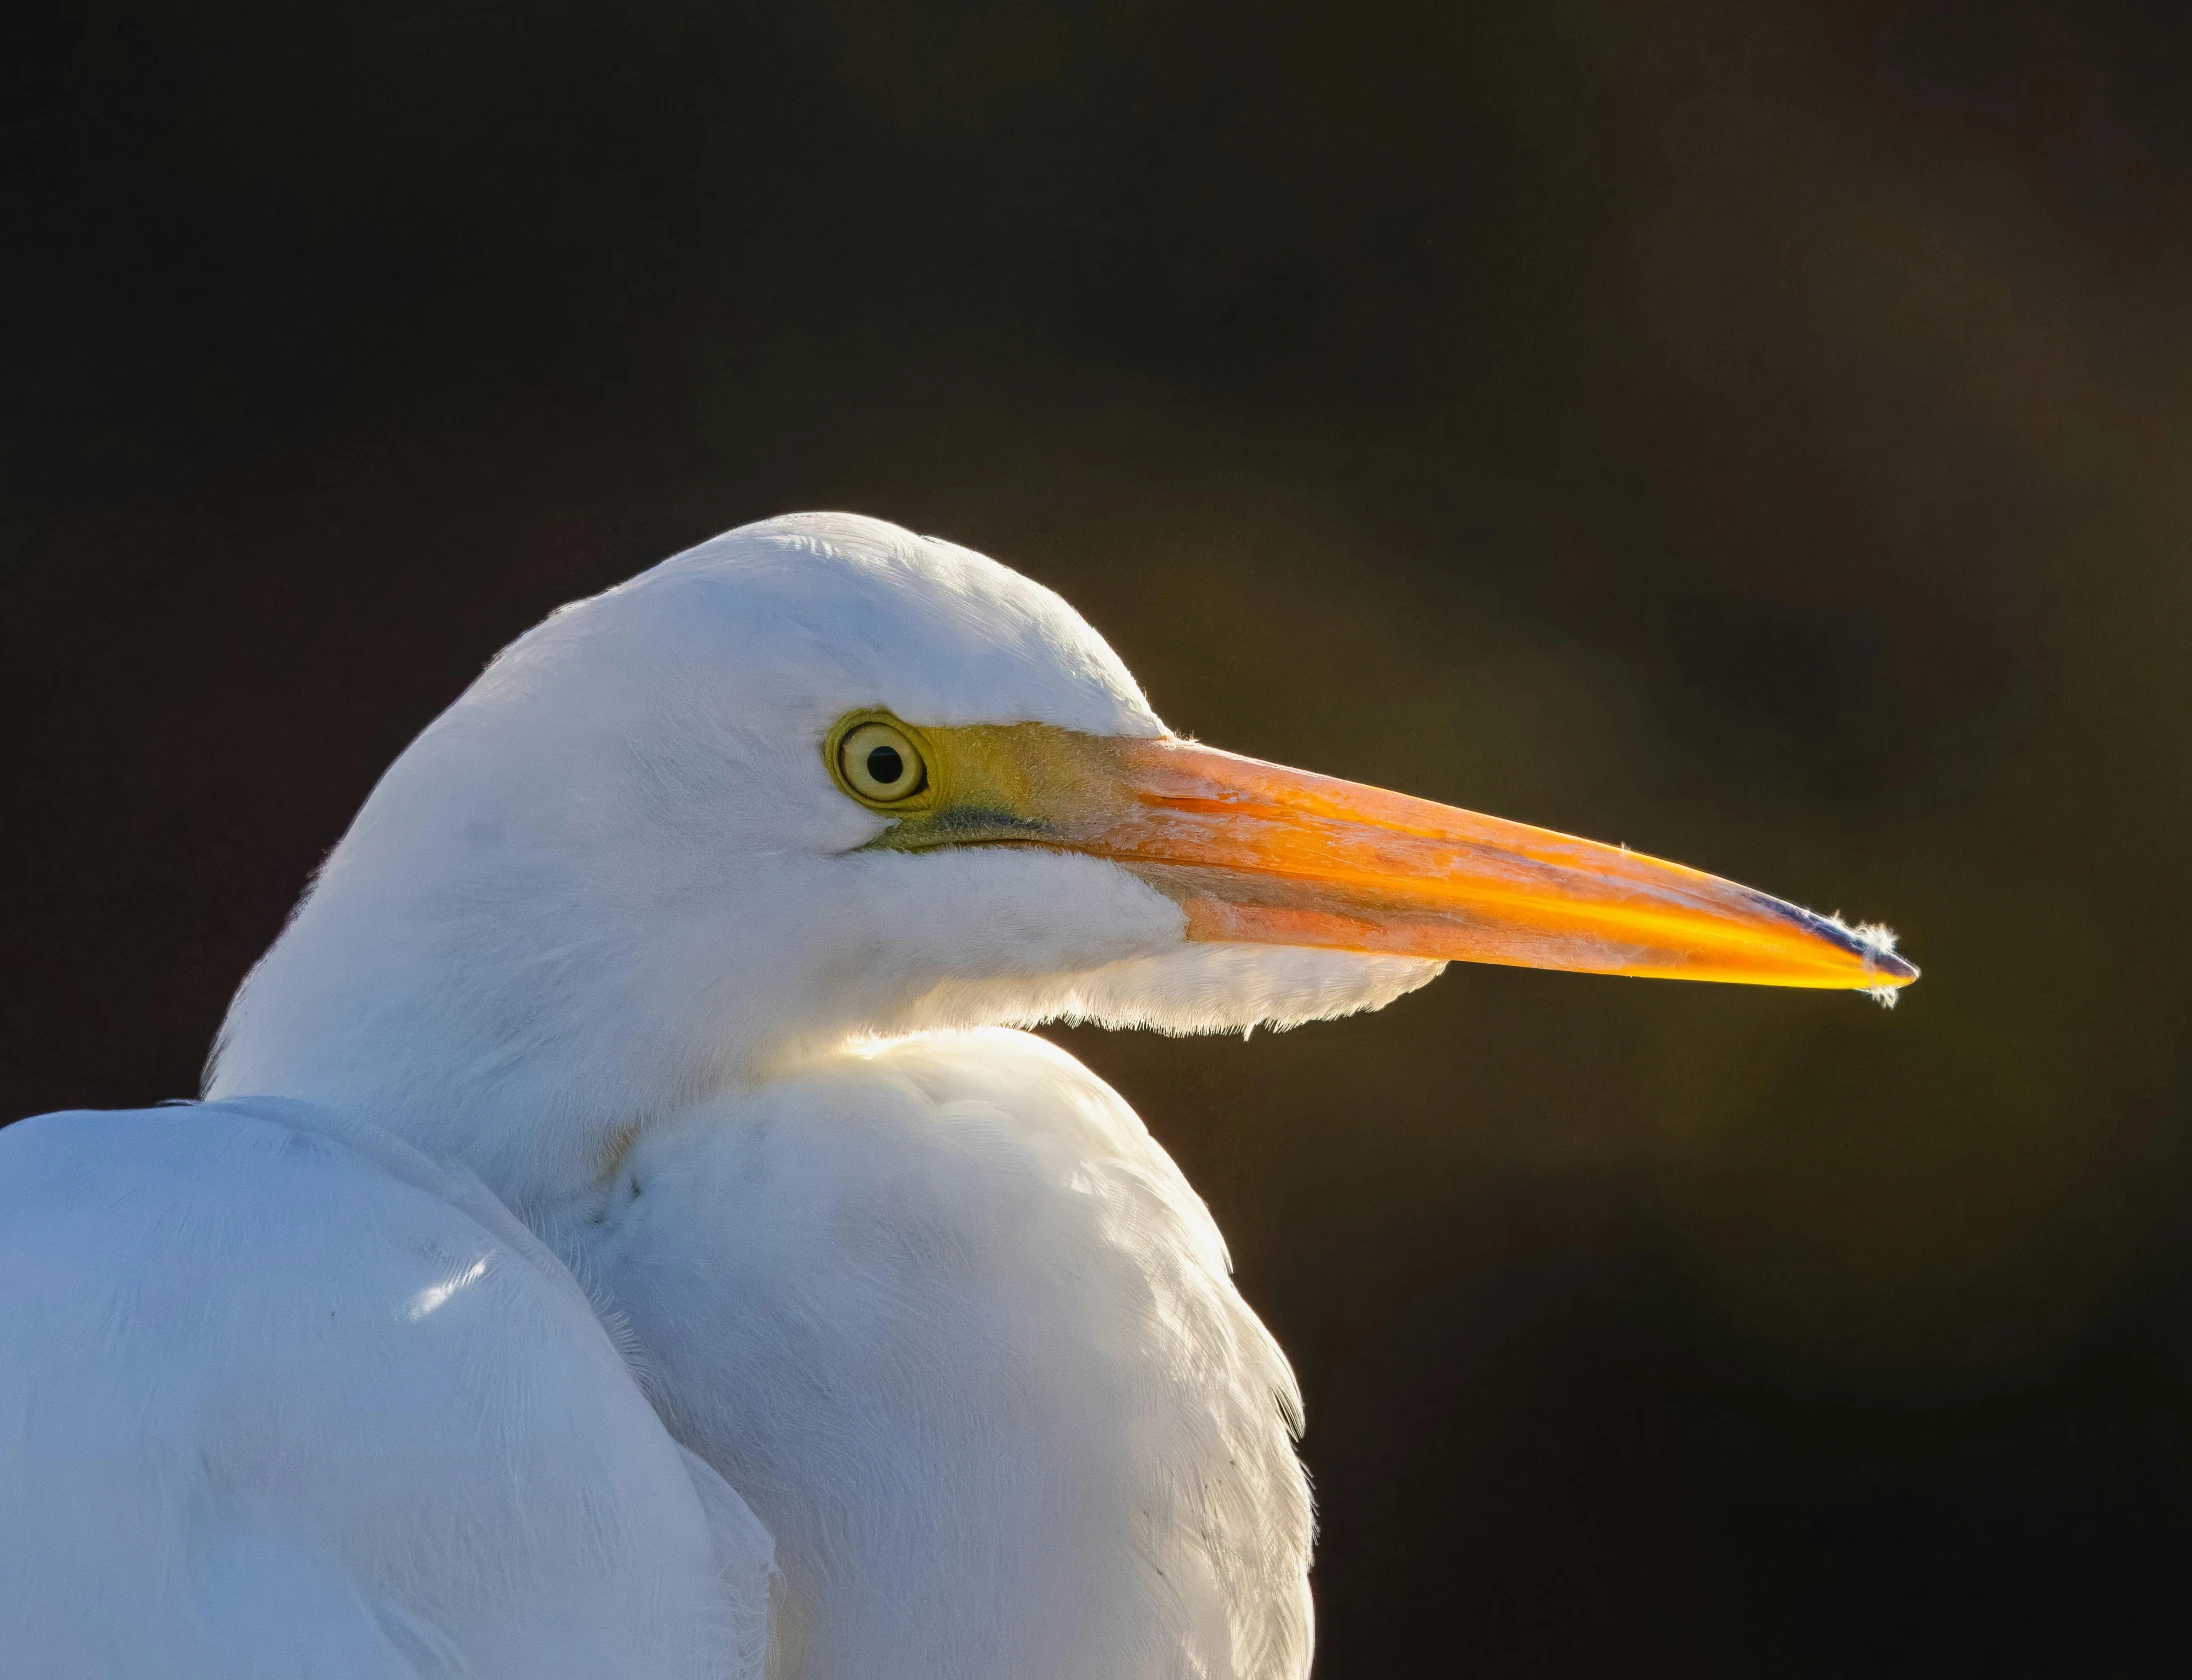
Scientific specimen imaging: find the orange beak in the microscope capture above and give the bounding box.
[857,718,1917,997]
[1054,737,1916,994]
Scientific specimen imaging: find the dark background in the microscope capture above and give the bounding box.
[8,0,2192,1671]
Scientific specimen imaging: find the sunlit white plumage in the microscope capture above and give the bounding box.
[0,512,1913,1677]
[1,1096,771,1679]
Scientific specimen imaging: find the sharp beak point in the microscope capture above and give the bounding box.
[1766,897,1920,986]
[1066,737,1918,996]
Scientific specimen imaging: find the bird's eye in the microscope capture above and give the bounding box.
[837,721,928,804]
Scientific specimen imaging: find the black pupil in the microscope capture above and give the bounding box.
[865,744,905,787]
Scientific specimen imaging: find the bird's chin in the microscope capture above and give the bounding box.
[900,944,1445,1038]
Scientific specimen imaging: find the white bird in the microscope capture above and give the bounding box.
[0,513,1915,1679]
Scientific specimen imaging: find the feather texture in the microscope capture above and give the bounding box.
[560,1028,1313,1680]
[8,514,1443,1675]
[0,1097,772,1678]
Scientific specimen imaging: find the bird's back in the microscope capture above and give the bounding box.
[0,1097,770,1680]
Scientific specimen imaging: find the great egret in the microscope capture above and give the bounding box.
[0,513,1914,1678]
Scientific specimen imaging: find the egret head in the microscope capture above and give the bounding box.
[210,513,1913,1201]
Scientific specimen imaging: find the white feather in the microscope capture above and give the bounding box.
[0,1097,771,1679]
[8,513,1436,1676]
[560,1027,1314,1680]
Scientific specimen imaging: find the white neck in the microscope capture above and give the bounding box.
[201,512,1438,1214]
[202,741,1191,1215]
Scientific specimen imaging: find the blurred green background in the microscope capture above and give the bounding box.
[8,0,2192,1670]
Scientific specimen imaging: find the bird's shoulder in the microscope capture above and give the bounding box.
[572,1028,1312,1680]
[0,1097,770,1680]
[588,1026,1236,1305]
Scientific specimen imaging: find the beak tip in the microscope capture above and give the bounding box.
[1846,925,1918,987]
[1873,950,1920,987]
[1755,894,1918,989]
